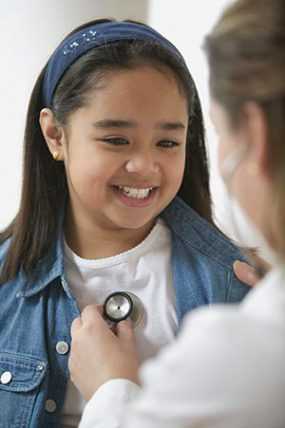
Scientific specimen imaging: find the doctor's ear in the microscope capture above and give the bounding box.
[242,102,270,178]
[39,108,66,161]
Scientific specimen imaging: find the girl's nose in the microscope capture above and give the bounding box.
[124,151,159,174]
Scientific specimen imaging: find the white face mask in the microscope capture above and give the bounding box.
[221,145,281,268]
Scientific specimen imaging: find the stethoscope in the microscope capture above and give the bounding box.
[103,291,145,328]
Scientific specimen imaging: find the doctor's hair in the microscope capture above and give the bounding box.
[0,18,211,283]
[204,0,285,259]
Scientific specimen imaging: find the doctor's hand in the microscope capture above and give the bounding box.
[69,305,140,401]
[233,252,271,287]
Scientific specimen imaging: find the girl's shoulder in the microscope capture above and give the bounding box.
[162,197,247,269]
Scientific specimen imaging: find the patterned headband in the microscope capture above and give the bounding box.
[42,21,186,106]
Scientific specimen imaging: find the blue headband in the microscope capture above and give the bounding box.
[42,21,186,106]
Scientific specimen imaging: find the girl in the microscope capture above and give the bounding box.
[0,19,249,427]
[69,3,285,428]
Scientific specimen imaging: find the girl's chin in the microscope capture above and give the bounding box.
[111,217,155,232]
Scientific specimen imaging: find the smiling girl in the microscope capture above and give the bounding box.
[0,19,249,427]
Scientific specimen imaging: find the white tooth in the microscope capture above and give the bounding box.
[138,189,148,198]
[130,189,138,197]
[120,186,152,199]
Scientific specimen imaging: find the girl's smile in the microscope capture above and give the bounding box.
[111,184,159,208]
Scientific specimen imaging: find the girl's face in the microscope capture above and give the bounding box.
[61,66,188,233]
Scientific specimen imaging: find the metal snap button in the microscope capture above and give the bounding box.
[56,341,69,355]
[0,371,12,385]
[45,399,57,413]
[36,363,45,372]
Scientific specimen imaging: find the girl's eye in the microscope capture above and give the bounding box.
[158,140,179,148]
[101,138,129,146]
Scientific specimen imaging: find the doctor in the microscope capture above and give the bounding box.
[69,0,285,426]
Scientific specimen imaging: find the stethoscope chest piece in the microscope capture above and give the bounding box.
[103,291,144,328]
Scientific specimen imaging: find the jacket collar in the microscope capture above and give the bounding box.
[21,196,245,298]
[161,196,247,268]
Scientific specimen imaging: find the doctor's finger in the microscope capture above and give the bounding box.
[233,260,260,287]
[81,304,104,325]
[70,316,82,336]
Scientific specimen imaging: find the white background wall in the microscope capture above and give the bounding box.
[1,1,240,241]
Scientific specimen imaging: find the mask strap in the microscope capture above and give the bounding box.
[221,144,249,184]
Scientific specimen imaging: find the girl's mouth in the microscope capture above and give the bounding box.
[112,185,158,207]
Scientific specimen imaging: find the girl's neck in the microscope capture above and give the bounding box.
[64,211,156,260]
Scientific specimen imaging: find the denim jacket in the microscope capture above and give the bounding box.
[0,197,249,427]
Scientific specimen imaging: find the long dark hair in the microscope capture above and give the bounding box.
[0,18,211,283]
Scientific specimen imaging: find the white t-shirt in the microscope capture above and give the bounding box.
[80,265,285,428]
[61,219,178,427]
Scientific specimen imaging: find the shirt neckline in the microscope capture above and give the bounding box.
[64,218,165,269]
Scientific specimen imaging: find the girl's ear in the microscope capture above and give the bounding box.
[39,108,66,160]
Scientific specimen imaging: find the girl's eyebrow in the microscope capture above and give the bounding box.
[158,122,186,131]
[92,119,186,130]
[93,119,137,129]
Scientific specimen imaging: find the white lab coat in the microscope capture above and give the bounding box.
[80,266,285,428]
